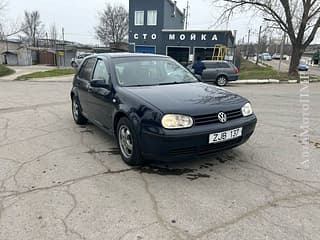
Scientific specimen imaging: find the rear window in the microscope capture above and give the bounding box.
[217,62,230,68]
[204,62,230,69]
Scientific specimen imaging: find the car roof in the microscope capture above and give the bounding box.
[202,60,229,63]
[94,52,169,59]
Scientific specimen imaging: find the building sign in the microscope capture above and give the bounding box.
[134,33,157,40]
[168,33,218,41]
[133,32,219,41]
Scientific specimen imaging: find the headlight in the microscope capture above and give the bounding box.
[241,103,253,117]
[161,114,193,129]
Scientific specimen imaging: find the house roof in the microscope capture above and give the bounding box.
[1,50,18,55]
[167,0,184,16]
[0,39,22,44]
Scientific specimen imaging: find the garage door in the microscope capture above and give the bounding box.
[135,46,156,54]
[167,47,189,66]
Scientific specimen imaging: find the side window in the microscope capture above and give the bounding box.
[217,62,229,68]
[92,59,109,82]
[205,63,212,68]
[147,10,157,26]
[205,62,217,69]
[78,58,96,80]
[135,11,144,26]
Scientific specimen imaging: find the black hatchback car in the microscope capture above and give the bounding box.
[71,53,257,165]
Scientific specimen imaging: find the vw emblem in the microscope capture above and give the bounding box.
[218,112,227,123]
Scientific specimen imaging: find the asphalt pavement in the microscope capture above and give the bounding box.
[262,59,320,76]
[0,76,319,240]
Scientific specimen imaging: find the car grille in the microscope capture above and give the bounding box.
[193,109,242,126]
[168,138,242,157]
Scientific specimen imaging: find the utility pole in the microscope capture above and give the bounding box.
[62,27,65,67]
[233,30,237,65]
[246,29,251,60]
[256,26,262,65]
[45,32,48,65]
[185,1,190,30]
[278,31,286,74]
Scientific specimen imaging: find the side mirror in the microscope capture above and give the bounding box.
[71,61,79,68]
[90,79,110,89]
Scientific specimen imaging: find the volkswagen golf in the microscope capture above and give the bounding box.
[71,53,257,165]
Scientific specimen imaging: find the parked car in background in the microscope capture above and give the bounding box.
[260,53,272,61]
[71,53,92,68]
[298,63,309,71]
[71,53,257,165]
[188,60,239,87]
[272,53,286,60]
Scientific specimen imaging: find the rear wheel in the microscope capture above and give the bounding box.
[72,96,88,125]
[116,118,143,166]
[216,76,227,87]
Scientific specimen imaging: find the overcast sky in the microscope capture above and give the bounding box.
[3,0,319,45]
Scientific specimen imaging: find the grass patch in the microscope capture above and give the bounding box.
[17,68,75,80]
[239,59,296,81]
[0,65,15,77]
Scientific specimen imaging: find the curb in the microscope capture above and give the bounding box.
[230,79,320,84]
[230,79,280,84]
[14,74,74,81]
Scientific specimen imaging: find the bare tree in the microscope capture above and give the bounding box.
[0,0,7,39]
[0,0,5,12]
[0,1,23,41]
[49,24,58,40]
[96,4,129,47]
[213,0,320,76]
[21,10,44,46]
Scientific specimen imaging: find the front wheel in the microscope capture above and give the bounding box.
[116,118,143,166]
[72,97,88,125]
[216,76,228,87]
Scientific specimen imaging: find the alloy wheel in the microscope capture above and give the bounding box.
[118,125,133,158]
[217,77,227,86]
[72,99,79,121]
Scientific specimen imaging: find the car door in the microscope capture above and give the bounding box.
[202,62,218,81]
[75,58,96,116]
[87,58,115,130]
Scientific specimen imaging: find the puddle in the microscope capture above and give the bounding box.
[294,135,320,149]
[186,173,210,181]
[138,159,229,181]
[84,148,238,181]
[80,129,94,134]
[138,165,195,176]
[86,148,120,155]
[106,148,121,155]
[138,164,213,181]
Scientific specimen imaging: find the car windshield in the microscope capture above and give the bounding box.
[114,58,198,87]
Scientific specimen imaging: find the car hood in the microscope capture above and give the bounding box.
[125,82,247,115]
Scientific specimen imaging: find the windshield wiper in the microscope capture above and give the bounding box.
[127,84,156,87]
[158,82,194,86]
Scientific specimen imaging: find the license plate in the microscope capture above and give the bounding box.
[209,128,242,144]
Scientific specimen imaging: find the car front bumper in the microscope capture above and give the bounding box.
[140,114,257,161]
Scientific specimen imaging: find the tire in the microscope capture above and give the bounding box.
[72,96,88,125]
[216,75,228,87]
[116,118,143,166]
